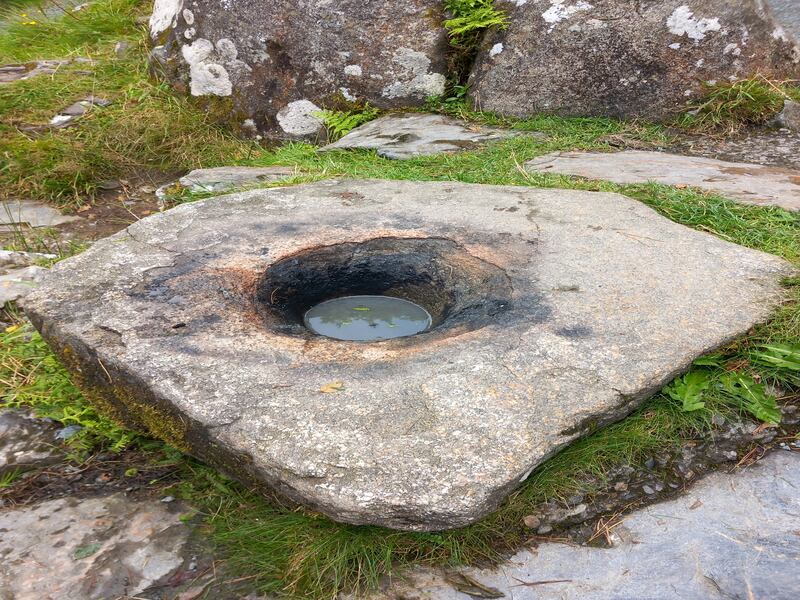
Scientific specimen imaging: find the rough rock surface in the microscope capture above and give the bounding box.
[469,1,800,121]
[380,451,800,600]
[149,0,448,138]
[775,99,800,131]
[0,409,63,475]
[23,179,794,530]
[526,150,800,211]
[320,113,520,159]
[771,0,800,41]
[0,493,191,599]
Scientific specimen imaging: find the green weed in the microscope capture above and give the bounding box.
[315,105,381,141]
[0,468,21,488]
[665,367,781,424]
[443,0,508,45]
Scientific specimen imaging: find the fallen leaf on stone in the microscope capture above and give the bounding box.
[445,573,504,599]
[320,381,344,393]
[73,542,101,560]
[689,499,703,510]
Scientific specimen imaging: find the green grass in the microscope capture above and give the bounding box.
[0,0,141,61]
[0,0,254,205]
[2,1,800,598]
[0,323,138,453]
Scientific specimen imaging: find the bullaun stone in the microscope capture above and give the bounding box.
[23,180,795,531]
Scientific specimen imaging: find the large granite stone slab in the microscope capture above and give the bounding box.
[380,450,800,600]
[320,113,518,159]
[526,150,800,211]
[23,180,794,530]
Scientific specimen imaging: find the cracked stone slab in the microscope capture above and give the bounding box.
[320,113,522,159]
[381,450,800,600]
[0,493,190,599]
[0,199,81,229]
[23,179,795,530]
[526,150,800,211]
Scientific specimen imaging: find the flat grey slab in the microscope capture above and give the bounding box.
[0,493,189,599]
[0,199,81,229]
[320,113,518,159]
[384,451,800,600]
[24,180,794,530]
[178,165,295,194]
[526,150,800,211]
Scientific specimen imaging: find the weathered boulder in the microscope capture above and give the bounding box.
[149,0,449,138]
[23,179,794,530]
[770,0,800,42]
[469,1,800,121]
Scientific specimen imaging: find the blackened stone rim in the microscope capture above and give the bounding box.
[254,236,514,341]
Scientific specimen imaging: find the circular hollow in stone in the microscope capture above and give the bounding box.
[255,236,512,341]
[304,296,432,342]
[21,179,795,531]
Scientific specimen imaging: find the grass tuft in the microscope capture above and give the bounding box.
[679,75,800,132]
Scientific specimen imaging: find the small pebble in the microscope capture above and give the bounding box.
[536,524,553,535]
[642,485,655,495]
[161,495,175,503]
[614,482,628,492]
